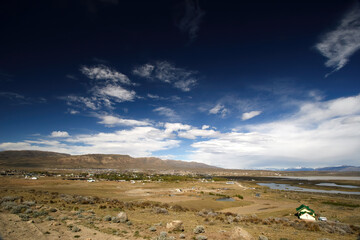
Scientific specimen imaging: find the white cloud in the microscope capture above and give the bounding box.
[241,111,262,121]
[190,93,360,169]
[68,109,79,115]
[132,64,154,78]
[63,64,137,111]
[51,131,70,138]
[315,4,360,76]
[153,107,179,120]
[0,127,180,157]
[174,78,197,92]
[164,122,192,134]
[164,122,219,140]
[202,125,210,130]
[80,64,133,85]
[147,94,161,99]
[94,85,136,102]
[209,104,228,118]
[134,61,198,91]
[98,115,150,127]
[177,128,220,140]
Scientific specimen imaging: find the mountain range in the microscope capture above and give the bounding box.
[0,150,219,170]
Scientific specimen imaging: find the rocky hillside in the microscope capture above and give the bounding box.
[0,150,219,170]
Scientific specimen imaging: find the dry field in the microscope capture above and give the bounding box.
[0,175,359,240]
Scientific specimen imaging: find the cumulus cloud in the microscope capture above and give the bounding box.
[153,107,179,120]
[315,4,360,76]
[176,0,205,42]
[51,131,70,138]
[97,115,150,127]
[241,111,262,121]
[0,127,180,157]
[190,93,360,169]
[80,64,133,85]
[133,61,198,91]
[209,104,228,118]
[164,122,220,139]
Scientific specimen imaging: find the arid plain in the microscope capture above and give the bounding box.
[1,169,360,240]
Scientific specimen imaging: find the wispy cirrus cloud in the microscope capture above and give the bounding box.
[176,0,205,42]
[62,64,137,111]
[133,61,198,92]
[315,4,360,76]
[80,64,133,85]
[132,64,154,78]
[93,85,136,102]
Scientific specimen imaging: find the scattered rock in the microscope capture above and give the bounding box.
[117,211,128,223]
[149,226,157,232]
[196,235,207,240]
[126,221,132,225]
[230,227,254,240]
[259,235,268,240]
[179,233,186,239]
[103,215,112,221]
[166,220,184,231]
[111,217,121,223]
[194,225,205,234]
[71,226,81,232]
[157,231,168,240]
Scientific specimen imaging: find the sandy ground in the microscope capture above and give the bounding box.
[220,197,298,215]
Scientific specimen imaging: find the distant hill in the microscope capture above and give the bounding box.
[0,150,219,170]
[281,166,360,172]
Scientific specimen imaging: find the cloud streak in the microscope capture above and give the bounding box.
[315,4,360,76]
[97,115,150,127]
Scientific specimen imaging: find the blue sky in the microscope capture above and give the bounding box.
[1,0,360,169]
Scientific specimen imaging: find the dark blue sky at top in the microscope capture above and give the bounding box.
[0,0,359,169]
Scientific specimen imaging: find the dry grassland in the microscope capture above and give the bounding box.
[0,175,359,240]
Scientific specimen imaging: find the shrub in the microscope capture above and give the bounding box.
[71,226,81,232]
[153,207,169,214]
[1,196,19,203]
[193,225,205,234]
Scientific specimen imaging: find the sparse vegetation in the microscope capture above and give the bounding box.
[322,201,360,208]
[0,170,359,239]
